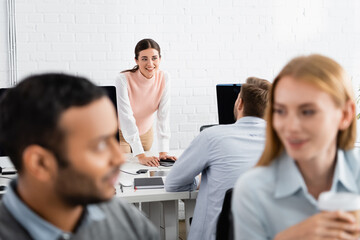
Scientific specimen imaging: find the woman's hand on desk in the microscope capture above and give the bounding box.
[159,152,177,161]
[137,154,160,167]
[274,211,360,240]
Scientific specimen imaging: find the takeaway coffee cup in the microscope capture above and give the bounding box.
[319,191,360,237]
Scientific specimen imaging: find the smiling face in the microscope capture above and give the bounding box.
[135,48,161,79]
[272,76,345,164]
[54,97,125,205]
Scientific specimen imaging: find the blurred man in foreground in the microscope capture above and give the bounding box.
[0,73,158,239]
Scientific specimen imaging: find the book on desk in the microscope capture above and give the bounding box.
[134,177,164,189]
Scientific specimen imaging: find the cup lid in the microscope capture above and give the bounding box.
[318,191,360,211]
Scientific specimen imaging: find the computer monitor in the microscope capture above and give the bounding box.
[0,88,8,158]
[0,88,11,168]
[216,84,241,124]
[0,85,119,160]
[101,86,120,141]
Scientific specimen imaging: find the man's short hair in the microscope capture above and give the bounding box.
[0,73,106,172]
[239,77,271,118]
[245,77,271,90]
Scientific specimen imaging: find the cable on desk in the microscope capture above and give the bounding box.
[120,170,139,175]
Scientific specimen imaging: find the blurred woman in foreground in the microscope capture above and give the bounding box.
[232,54,360,240]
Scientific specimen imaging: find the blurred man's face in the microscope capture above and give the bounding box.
[53,97,124,206]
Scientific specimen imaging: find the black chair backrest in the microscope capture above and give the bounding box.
[216,188,234,240]
[199,124,218,132]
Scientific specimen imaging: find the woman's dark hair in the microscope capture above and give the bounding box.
[121,38,161,73]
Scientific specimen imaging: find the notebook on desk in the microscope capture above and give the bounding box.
[134,177,164,189]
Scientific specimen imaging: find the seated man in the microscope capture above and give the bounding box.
[0,73,159,239]
[165,77,271,240]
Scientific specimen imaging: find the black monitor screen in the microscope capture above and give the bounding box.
[101,86,120,141]
[0,86,119,157]
[216,84,241,124]
[0,88,8,156]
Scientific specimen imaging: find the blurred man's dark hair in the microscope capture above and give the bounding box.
[0,73,106,172]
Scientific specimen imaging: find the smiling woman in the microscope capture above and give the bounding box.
[115,39,177,167]
[232,54,360,240]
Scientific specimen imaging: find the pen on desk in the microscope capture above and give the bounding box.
[119,183,123,193]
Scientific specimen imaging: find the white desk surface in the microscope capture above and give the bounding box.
[2,149,199,202]
[116,150,196,203]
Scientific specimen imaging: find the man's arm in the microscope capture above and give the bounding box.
[165,131,210,192]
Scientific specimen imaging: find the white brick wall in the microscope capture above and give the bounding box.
[0,0,8,87]
[1,0,360,149]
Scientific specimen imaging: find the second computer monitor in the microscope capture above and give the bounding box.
[216,84,241,125]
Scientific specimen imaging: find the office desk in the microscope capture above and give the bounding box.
[116,152,197,240]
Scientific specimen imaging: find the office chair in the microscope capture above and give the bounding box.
[216,188,234,240]
[199,124,218,132]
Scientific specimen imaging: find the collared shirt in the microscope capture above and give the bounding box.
[2,180,105,240]
[165,116,266,240]
[232,149,360,240]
